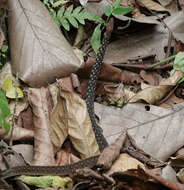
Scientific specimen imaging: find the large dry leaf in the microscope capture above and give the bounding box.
[104,26,168,64]
[85,0,163,24]
[165,11,184,43]
[49,85,100,158]
[8,0,81,87]
[49,85,68,151]
[28,88,55,165]
[59,88,100,159]
[107,153,145,175]
[95,102,184,161]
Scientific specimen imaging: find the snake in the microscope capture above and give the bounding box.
[0,19,113,189]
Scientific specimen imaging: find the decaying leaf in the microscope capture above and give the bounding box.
[59,88,100,159]
[97,130,127,170]
[129,70,184,105]
[137,0,167,12]
[8,0,81,87]
[107,153,145,175]
[0,27,5,50]
[49,83,99,158]
[145,169,184,190]
[28,88,55,165]
[95,102,184,161]
[49,85,69,151]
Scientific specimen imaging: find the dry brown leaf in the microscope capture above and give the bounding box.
[28,88,55,165]
[129,85,173,104]
[8,0,81,87]
[49,85,68,151]
[97,130,127,170]
[140,70,161,86]
[0,126,34,140]
[59,88,100,159]
[0,27,5,49]
[137,0,167,12]
[95,102,184,161]
[107,153,145,175]
[129,70,184,104]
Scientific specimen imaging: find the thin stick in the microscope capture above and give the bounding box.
[148,55,175,69]
[9,73,19,147]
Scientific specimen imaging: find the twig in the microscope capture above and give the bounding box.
[148,55,175,69]
[165,31,173,58]
[9,73,19,147]
[156,84,179,106]
[112,62,173,70]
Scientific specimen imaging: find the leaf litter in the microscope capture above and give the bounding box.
[1,0,184,189]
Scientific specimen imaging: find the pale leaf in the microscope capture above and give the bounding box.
[59,88,100,159]
[28,88,55,165]
[8,0,81,87]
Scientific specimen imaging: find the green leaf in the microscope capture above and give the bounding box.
[112,7,133,15]
[67,16,78,28]
[91,24,102,54]
[1,45,8,53]
[178,77,184,84]
[64,5,73,17]
[0,90,11,133]
[82,10,105,24]
[72,6,82,16]
[60,18,70,31]
[3,120,11,133]
[53,0,68,8]
[57,6,65,19]
[75,15,85,25]
[173,52,184,72]
[104,5,112,17]
[112,0,123,9]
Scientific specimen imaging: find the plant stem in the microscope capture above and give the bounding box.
[149,55,176,69]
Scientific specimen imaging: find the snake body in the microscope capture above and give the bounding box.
[0,21,113,189]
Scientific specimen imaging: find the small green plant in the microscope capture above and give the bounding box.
[170,52,184,83]
[43,0,132,53]
[91,0,132,53]
[0,90,11,133]
[0,44,8,67]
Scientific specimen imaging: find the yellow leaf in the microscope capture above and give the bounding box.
[2,78,24,99]
[2,78,13,91]
[18,175,73,188]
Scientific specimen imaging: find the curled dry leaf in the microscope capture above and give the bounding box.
[28,88,55,166]
[97,130,127,170]
[49,84,99,158]
[137,0,167,12]
[49,85,68,151]
[8,0,80,87]
[59,88,100,159]
[129,84,173,104]
[129,70,184,104]
[107,153,145,175]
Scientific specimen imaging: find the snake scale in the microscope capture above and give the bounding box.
[0,19,113,189]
